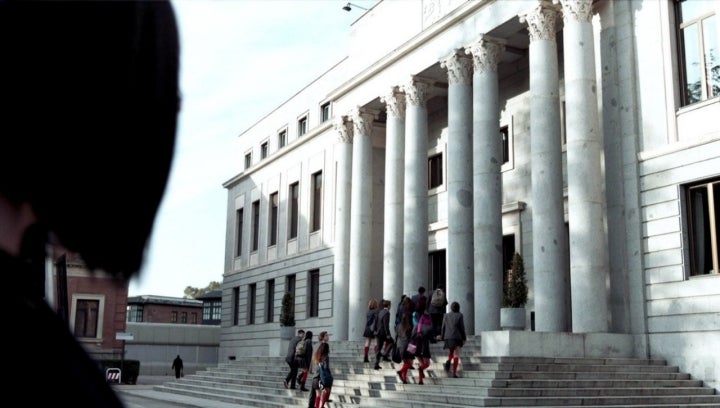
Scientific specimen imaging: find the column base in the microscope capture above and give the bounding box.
[481,331,635,358]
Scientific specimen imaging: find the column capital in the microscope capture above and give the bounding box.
[465,36,506,74]
[519,1,561,42]
[440,51,473,85]
[350,107,378,138]
[380,86,406,119]
[402,77,434,108]
[333,115,353,144]
[555,0,593,23]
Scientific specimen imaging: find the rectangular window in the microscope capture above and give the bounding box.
[269,192,279,246]
[244,152,252,169]
[232,287,239,325]
[171,311,178,323]
[191,312,198,324]
[127,305,144,322]
[260,141,268,159]
[289,182,299,239]
[321,102,331,122]
[266,279,275,323]
[428,250,446,291]
[428,153,443,189]
[286,274,296,302]
[251,200,260,251]
[74,299,99,338]
[298,116,308,136]
[311,171,323,232]
[677,0,719,106]
[278,129,287,148]
[248,283,256,324]
[500,125,510,165]
[181,311,188,323]
[308,269,319,317]
[235,208,243,256]
[212,300,222,320]
[686,177,719,276]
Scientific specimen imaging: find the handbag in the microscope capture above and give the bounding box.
[406,342,417,355]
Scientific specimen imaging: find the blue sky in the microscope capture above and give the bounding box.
[129,0,378,297]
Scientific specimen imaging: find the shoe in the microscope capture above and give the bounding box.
[363,355,369,363]
[382,355,391,362]
[300,387,309,392]
[374,364,381,370]
[290,386,297,390]
[453,373,458,378]
[283,379,288,389]
[444,360,451,371]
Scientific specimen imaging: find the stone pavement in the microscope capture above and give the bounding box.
[114,375,251,408]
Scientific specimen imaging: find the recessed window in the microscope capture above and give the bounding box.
[428,153,443,189]
[232,287,239,326]
[321,102,331,122]
[244,152,252,169]
[260,141,268,159]
[685,177,719,276]
[676,0,718,106]
[191,312,197,324]
[298,116,308,136]
[127,305,144,322]
[73,299,99,338]
[266,279,275,323]
[181,312,188,323]
[248,283,256,324]
[308,269,320,317]
[171,311,178,323]
[311,171,323,232]
[251,200,260,252]
[235,208,243,256]
[289,182,299,239]
[500,125,510,165]
[278,129,287,148]
[269,192,279,246]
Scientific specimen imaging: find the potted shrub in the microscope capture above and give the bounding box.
[500,252,528,330]
[279,292,295,339]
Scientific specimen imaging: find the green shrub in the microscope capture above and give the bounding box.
[279,292,295,327]
[98,359,140,384]
[503,252,528,308]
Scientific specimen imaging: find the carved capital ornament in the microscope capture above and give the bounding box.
[380,86,406,119]
[519,2,561,42]
[465,37,505,74]
[440,52,473,85]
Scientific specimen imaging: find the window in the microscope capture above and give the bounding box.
[685,177,719,276]
[308,269,320,317]
[278,129,287,148]
[248,283,256,324]
[428,153,443,189]
[244,152,252,169]
[251,200,260,251]
[269,192,279,246]
[289,182,299,239]
[171,311,178,323]
[501,125,510,165]
[298,116,308,136]
[677,0,719,106]
[73,299,99,338]
[266,279,275,323]
[286,274,296,302]
[321,102,331,122]
[181,312,188,323]
[311,171,323,232]
[235,208,243,256]
[212,300,221,320]
[127,304,144,322]
[232,287,239,325]
[428,250,446,291]
[260,141,268,159]
[191,312,198,324]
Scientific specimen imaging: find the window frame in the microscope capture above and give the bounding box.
[278,128,288,149]
[248,283,257,324]
[684,177,720,277]
[308,269,320,317]
[269,192,279,246]
[266,279,275,323]
[260,140,269,159]
[311,171,323,232]
[71,295,103,340]
[676,0,719,106]
[244,151,252,170]
[320,102,331,122]
[235,207,244,257]
[428,153,443,190]
[288,182,299,239]
[298,115,308,137]
[251,200,260,252]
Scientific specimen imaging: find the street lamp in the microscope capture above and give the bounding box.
[342,2,368,12]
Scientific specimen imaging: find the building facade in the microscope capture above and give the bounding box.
[127,295,203,324]
[222,0,719,389]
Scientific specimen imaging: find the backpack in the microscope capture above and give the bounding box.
[431,288,446,307]
[295,339,307,357]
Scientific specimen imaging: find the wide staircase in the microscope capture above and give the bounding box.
[153,337,720,407]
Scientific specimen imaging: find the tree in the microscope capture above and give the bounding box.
[184,281,221,299]
[279,292,295,327]
[503,252,528,308]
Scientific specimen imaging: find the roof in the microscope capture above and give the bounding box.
[127,295,202,307]
[195,290,222,300]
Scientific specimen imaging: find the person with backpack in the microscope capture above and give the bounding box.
[427,285,448,339]
[362,298,379,363]
[284,329,305,389]
[294,330,313,391]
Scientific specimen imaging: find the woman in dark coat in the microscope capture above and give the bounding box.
[411,304,434,384]
[441,301,467,378]
[294,330,313,391]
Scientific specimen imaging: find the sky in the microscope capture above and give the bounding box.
[128,0,379,297]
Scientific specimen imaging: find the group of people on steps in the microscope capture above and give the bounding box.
[284,329,333,408]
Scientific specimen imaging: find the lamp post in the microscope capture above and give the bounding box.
[342,2,368,12]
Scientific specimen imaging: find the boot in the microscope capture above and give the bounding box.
[363,355,369,363]
[418,368,424,385]
[452,357,459,378]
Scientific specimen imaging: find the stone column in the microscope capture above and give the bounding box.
[520,2,569,332]
[380,87,406,303]
[401,78,432,294]
[347,108,376,340]
[440,51,475,333]
[560,0,610,333]
[466,37,505,333]
[332,116,353,340]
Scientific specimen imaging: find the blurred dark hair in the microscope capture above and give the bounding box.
[0,1,180,280]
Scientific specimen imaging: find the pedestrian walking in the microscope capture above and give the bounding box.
[284,329,305,389]
[171,355,183,379]
[362,298,379,362]
[441,301,467,378]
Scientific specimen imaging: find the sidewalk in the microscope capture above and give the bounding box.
[114,375,249,408]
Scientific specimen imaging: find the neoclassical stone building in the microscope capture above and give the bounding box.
[222,0,719,389]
